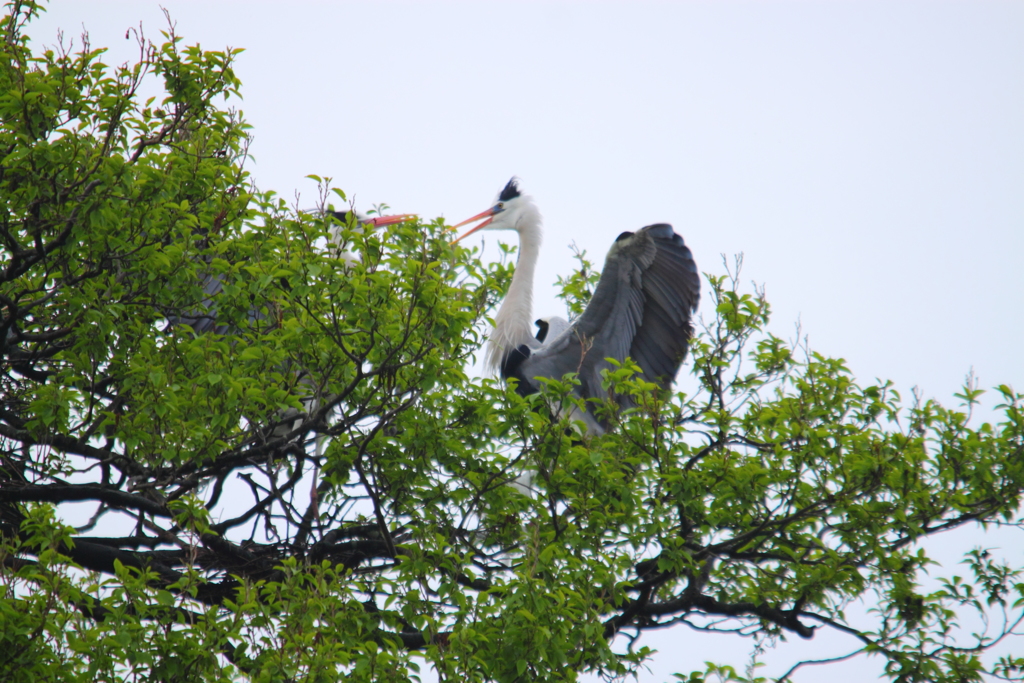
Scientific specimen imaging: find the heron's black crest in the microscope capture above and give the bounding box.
[499,177,521,202]
[500,344,537,398]
[615,231,633,242]
[535,319,550,342]
[330,210,351,222]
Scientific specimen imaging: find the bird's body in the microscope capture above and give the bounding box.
[454,178,700,433]
[170,209,413,336]
[167,208,414,439]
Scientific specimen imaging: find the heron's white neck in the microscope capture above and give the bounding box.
[485,217,542,373]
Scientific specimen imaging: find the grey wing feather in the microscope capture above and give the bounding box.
[517,223,699,424]
[167,272,267,336]
[166,273,228,335]
[625,225,700,388]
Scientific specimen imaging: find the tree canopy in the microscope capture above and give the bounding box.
[2,4,1022,682]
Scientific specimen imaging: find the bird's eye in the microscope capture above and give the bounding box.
[496,202,504,210]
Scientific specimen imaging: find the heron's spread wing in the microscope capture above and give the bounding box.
[511,223,699,424]
[625,225,701,385]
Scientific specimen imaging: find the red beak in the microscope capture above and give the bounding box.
[368,213,417,228]
[450,207,498,243]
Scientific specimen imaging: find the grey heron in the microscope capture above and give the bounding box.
[452,178,700,433]
[167,208,414,439]
[170,209,415,336]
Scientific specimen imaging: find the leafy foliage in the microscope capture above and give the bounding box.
[1,4,1023,682]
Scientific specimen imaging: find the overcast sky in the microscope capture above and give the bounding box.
[30,2,1024,680]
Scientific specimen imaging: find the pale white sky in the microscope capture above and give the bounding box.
[31,2,1024,680]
